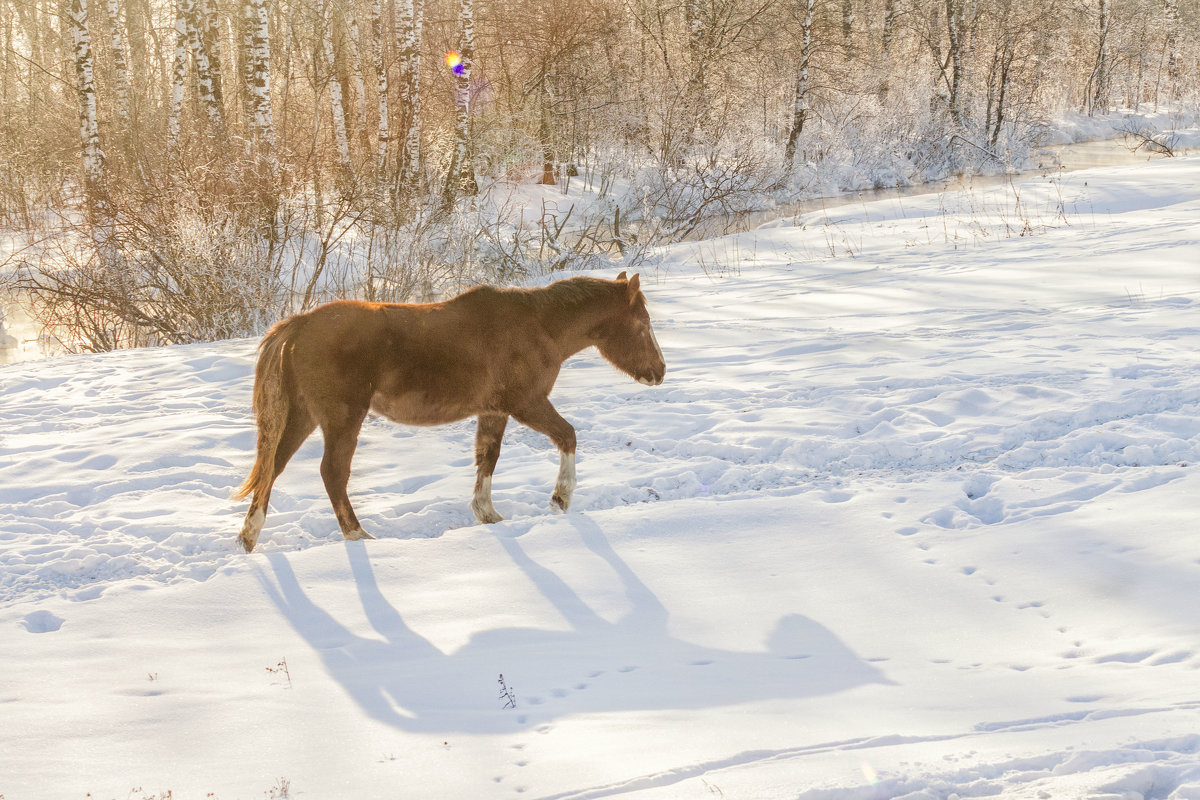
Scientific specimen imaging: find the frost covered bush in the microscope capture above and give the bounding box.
[13,195,284,351]
[630,138,784,242]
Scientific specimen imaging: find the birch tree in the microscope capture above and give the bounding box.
[200,0,224,109]
[242,0,274,159]
[879,0,898,95]
[684,0,707,137]
[181,0,224,131]
[882,0,897,56]
[68,0,105,203]
[784,0,814,168]
[944,0,967,128]
[104,0,132,127]
[1085,0,1110,113]
[841,0,854,58]
[1163,0,1180,92]
[397,0,422,189]
[167,0,188,151]
[445,0,477,202]
[368,0,389,189]
[342,2,370,151]
[1,1,11,107]
[321,0,355,182]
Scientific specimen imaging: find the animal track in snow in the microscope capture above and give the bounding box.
[19,610,64,633]
[1094,650,1156,664]
[1149,651,1192,666]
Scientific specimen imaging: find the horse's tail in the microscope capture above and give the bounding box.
[233,316,304,502]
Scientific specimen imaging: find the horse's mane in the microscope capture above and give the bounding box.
[485,277,620,313]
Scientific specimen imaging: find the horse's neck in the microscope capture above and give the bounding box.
[534,288,615,360]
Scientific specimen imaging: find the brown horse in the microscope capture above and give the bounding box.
[233,272,665,552]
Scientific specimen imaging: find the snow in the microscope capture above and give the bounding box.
[2,156,1199,799]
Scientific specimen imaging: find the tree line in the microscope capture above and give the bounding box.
[1,0,1195,350]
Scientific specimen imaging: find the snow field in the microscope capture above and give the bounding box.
[1,156,1198,798]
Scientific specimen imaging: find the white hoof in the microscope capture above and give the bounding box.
[471,499,504,524]
[239,508,266,553]
[552,452,576,512]
[472,476,504,523]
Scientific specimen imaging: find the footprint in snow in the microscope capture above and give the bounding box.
[20,610,65,633]
[1094,650,1156,664]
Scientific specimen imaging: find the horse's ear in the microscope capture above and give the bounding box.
[616,270,628,281]
[627,273,641,299]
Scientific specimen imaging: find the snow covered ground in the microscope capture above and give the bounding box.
[1,156,1198,799]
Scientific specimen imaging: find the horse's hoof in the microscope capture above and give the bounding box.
[551,494,570,512]
[344,528,375,541]
[239,508,265,553]
[471,500,504,524]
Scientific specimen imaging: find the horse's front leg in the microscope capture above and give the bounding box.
[513,399,577,512]
[471,413,508,524]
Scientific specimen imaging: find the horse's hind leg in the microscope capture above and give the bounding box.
[471,413,508,524]
[238,405,317,552]
[319,406,374,541]
[513,399,577,512]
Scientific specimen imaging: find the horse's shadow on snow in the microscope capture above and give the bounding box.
[258,514,890,733]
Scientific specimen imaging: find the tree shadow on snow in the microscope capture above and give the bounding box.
[258,513,890,733]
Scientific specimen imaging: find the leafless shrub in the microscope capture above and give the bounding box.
[13,195,285,352]
[632,140,783,244]
[1117,122,1177,157]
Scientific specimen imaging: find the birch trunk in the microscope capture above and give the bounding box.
[879,0,897,95]
[182,0,224,131]
[1164,0,1179,92]
[842,0,854,59]
[369,0,389,187]
[945,0,965,128]
[397,0,421,188]
[882,0,896,55]
[104,0,132,125]
[167,0,187,151]
[68,0,105,201]
[784,0,814,168]
[1,2,9,105]
[684,0,706,137]
[343,3,370,151]
[1085,0,1110,114]
[242,0,273,157]
[322,0,354,182]
[200,0,223,108]
[445,0,475,201]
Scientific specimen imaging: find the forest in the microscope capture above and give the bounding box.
[1,0,1196,351]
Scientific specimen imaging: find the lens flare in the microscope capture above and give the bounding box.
[445,51,466,76]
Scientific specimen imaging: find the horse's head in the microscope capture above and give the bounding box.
[596,272,666,387]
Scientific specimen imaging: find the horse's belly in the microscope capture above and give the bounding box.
[370,391,472,426]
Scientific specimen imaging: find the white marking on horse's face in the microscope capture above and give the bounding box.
[649,325,664,364]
